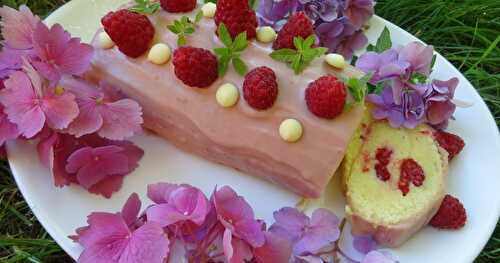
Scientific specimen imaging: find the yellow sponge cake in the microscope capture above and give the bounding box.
[342,116,448,247]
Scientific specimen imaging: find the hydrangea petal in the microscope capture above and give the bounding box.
[67,99,104,137]
[88,174,126,199]
[399,41,433,76]
[121,193,141,227]
[41,91,79,130]
[361,250,397,263]
[147,203,189,227]
[293,209,340,254]
[98,99,143,140]
[253,232,292,263]
[269,207,309,242]
[343,0,374,28]
[147,183,180,204]
[169,186,209,225]
[0,5,40,49]
[118,222,170,263]
[353,235,377,254]
[0,106,19,145]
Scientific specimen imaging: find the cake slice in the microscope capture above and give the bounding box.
[86,8,365,197]
[342,116,448,247]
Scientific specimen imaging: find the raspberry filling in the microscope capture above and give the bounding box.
[398,158,425,196]
[374,147,392,181]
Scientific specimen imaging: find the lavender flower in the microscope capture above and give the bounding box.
[257,0,298,30]
[367,86,425,129]
[315,17,368,59]
[297,0,341,23]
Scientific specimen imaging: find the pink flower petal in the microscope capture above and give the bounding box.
[294,209,340,255]
[57,38,94,76]
[233,218,266,248]
[98,99,143,140]
[118,222,169,263]
[223,228,235,260]
[147,183,180,204]
[269,207,309,242]
[66,145,130,188]
[0,71,45,138]
[88,175,126,199]
[253,232,292,263]
[0,106,19,145]
[169,186,209,225]
[223,230,253,263]
[67,99,103,137]
[41,91,79,130]
[146,203,188,227]
[121,193,141,227]
[0,5,40,49]
[36,128,58,167]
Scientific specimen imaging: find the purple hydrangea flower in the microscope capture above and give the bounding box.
[297,0,341,23]
[269,207,340,256]
[361,250,397,263]
[367,86,425,129]
[416,77,459,128]
[315,17,368,59]
[257,0,299,30]
[356,49,410,85]
[343,0,375,28]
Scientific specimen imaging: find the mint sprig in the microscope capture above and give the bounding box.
[366,26,392,53]
[214,23,249,76]
[345,72,373,103]
[270,35,327,74]
[129,0,161,14]
[167,11,203,46]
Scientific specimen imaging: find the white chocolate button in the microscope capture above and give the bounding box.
[257,26,277,43]
[279,119,303,143]
[201,3,217,18]
[148,43,171,65]
[98,31,114,49]
[325,53,346,69]
[216,83,239,107]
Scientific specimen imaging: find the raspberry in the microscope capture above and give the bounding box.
[374,147,392,181]
[214,0,257,39]
[160,0,196,13]
[101,10,155,58]
[273,12,314,50]
[430,194,467,229]
[434,130,465,161]
[398,158,425,196]
[173,47,218,88]
[305,75,346,119]
[243,67,278,110]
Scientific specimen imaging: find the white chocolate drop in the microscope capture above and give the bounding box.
[148,43,171,65]
[325,53,346,69]
[279,119,303,143]
[201,3,217,18]
[98,31,114,49]
[216,83,239,107]
[257,26,277,43]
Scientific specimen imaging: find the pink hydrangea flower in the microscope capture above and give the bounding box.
[0,5,40,49]
[31,22,93,82]
[73,193,170,263]
[38,133,144,198]
[253,231,292,263]
[0,62,79,138]
[0,47,27,79]
[61,77,143,140]
[213,186,266,248]
[269,207,340,256]
[0,105,19,146]
[146,183,209,227]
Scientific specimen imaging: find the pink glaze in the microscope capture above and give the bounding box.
[87,8,364,197]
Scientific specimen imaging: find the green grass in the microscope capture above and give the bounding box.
[0,0,499,262]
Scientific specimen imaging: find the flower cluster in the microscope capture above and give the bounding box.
[356,34,461,129]
[257,0,374,58]
[73,183,397,263]
[0,5,144,197]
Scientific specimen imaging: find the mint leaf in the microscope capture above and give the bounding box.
[346,72,373,103]
[129,0,160,14]
[248,0,258,9]
[214,23,249,76]
[168,14,203,46]
[232,57,248,75]
[270,35,326,74]
[375,27,392,52]
[366,44,375,52]
[195,10,203,23]
[218,23,233,47]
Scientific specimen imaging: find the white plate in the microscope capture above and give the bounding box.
[7,0,500,262]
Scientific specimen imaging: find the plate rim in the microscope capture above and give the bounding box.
[7,0,500,261]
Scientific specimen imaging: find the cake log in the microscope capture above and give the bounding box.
[87,9,365,198]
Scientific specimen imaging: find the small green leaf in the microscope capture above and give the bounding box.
[373,82,385,94]
[233,32,248,52]
[232,57,248,76]
[430,54,437,69]
[375,27,392,52]
[293,37,303,51]
[214,48,230,57]
[184,27,195,34]
[270,49,298,63]
[167,25,180,34]
[129,0,160,14]
[218,23,233,46]
[218,57,230,76]
[181,16,190,24]
[195,10,204,23]
[303,35,316,49]
[178,35,187,46]
[248,0,258,9]
[291,56,302,74]
[410,72,427,84]
[366,44,375,52]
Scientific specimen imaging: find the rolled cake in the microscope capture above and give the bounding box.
[87,8,365,197]
[342,114,448,247]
